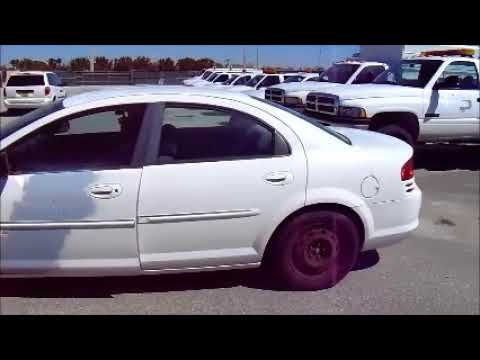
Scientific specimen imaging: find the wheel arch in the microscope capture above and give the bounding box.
[369,112,420,141]
[259,202,369,263]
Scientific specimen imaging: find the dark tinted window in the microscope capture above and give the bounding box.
[213,74,229,83]
[46,73,59,86]
[157,105,286,162]
[374,60,443,88]
[352,66,386,84]
[234,75,251,85]
[306,76,320,82]
[246,75,265,87]
[3,104,146,174]
[435,61,479,90]
[201,71,212,79]
[7,75,45,86]
[258,76,280,88]
[319,64,360,84]
[283,75,305,83]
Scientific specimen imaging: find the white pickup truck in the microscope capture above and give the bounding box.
[263,61,388,106]
[304,55,480,145]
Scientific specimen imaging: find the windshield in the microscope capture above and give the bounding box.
[283,75,305,83]
[0,101,65,142]
[7,75,45,86]
[201,71,212,79]
[246,75,265,87]
[319,64,360,84]
[252,97,351,145]
[373,60,443,88]
[306,76,320,82]
[223,75,240,85]
[206,72,220,81]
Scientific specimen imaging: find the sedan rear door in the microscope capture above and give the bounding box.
[136,97,307,271]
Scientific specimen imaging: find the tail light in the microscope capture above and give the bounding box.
[45,86,51,96]
[401,157,414,181]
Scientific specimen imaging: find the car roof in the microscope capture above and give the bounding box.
[12,71,51,75]
[62,86,257,108]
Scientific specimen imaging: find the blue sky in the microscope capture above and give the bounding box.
[0,45,359,68]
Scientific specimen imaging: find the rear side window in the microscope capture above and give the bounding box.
[7,75,45,86]
[213,74,229,83]
[156,104,289,163]
[352,66,386,84]
[258,76,280,88]
[47,73,60,86]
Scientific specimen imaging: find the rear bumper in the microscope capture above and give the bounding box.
[4,97,54,109]
[362,186,422,251]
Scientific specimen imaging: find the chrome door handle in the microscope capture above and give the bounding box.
[89,184,122,199]
[264,171,293,185]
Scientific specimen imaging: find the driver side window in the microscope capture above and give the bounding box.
[435,61,479,90]
[4,104,146,174]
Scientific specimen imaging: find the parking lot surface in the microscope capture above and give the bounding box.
[0,90,478,315]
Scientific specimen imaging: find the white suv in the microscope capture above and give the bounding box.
[3,71,66,111]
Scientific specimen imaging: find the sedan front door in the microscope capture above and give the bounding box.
[0,103,150,276]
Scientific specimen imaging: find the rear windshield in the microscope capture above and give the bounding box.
[1,101,64,141]
[252,98,351,145]
[7,75,45,86]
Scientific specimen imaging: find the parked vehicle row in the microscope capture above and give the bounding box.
[250,54,480,146]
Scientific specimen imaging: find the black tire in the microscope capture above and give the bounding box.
[263,210,361,291]
[377,124,415,146]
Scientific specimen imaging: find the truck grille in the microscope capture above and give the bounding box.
[305,93,339,115]
[265,88,285,104]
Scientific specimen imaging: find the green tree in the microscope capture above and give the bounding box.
[94,56,112,71]
[158,57,175,71]
[132,56,153,71]
[70,57,90,71]
[195,58,215,70]
[176,57,197,71]
[113,56,133,71]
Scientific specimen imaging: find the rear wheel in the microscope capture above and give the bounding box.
[377,124,415,146]
[263,211,361,291]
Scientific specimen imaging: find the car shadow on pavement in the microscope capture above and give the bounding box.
[414,143,480,171]
[0,251,380,298]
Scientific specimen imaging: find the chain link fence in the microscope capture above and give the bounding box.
[55,70,200,86]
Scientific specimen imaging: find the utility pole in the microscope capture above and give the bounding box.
[89,48,95,72]
[256,47,259,69]
[242,48,246,70]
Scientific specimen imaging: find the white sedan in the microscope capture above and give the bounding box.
[0,86,421,290]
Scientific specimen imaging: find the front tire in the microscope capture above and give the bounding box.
[264,211,361,291]
[377,124,415,146]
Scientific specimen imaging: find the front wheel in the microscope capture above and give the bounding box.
[263,211,361,291]
[377,124,415,146]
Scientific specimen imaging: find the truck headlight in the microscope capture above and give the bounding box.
[338,106,367,118]
[284,96,302,105]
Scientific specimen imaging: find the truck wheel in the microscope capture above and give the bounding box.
[263,211,361,291]
[377,125,414,146]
